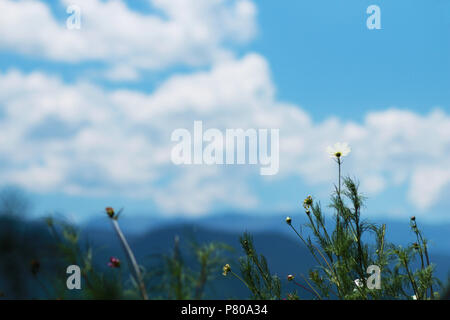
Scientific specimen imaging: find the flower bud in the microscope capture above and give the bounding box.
[303,196,313,210]
[287,274,294,281]
[108,256,121,268]
[222,264,231,276]
[285,216,292,225]
[106,207,115,218]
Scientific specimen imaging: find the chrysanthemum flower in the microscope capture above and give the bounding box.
[327,142,351,159]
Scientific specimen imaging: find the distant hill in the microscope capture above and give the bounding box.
[1,213,449,299]
[84,222,450,299]
[82,223,317,299]
[83,212,450,255]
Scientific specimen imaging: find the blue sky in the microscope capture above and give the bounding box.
[251,0,450,121]
[0,0,449,224]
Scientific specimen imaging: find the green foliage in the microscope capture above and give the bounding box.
[227,152,442,300]
[43,217,124,299]
[151,235,232,299]
[441,276,450,300]
[231,233,281,300]
[291,176,438,300]
[29,214,231,300]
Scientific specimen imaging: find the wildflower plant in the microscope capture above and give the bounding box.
[37,211,231,300]
[43,216,124,299]
[224,233,281,300]
[227,142,440,300]
[287,143,439,299]
[151,235,232,300]
[106,207,148,300]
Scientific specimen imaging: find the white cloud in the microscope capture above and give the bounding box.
[152,167,258,216]
[0,54,449,217]
[360,174,386,195]
[0,0,257,75]
[2,1,448,221]
[408,167,450,210]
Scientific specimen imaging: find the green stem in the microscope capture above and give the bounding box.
[289,224,327,270]
[194,261,208,300]
[354,205,367,284]
[289,224,343,297]
[403,257,419,300]
[417,230,434,298]
[111,218,148,300]
[307,213,334,264]
[298,274,322,300]
[338,158,341,195]
[230,271,254,295]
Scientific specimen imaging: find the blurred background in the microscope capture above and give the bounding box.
[0,0,449,298]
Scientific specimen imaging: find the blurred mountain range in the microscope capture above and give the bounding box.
[83,212,450,255]
[81,212,450,298]
[1,210,449,299]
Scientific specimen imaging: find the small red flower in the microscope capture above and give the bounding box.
[108,257,121,268]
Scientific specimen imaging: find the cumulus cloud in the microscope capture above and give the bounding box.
[0,0,257,74]
[408,167,450,210]
[0,54,449,216]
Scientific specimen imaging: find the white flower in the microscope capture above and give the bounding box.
[412,295,417,300]
[327,142,351,159]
